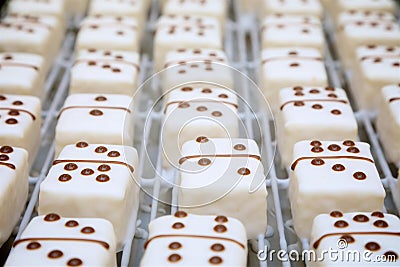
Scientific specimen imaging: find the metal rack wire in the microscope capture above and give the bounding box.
[1,0,399,266]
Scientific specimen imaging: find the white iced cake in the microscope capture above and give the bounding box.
[0,146,28,247]
[0,94,41,165]
[260,47,328,113]
[0,13,64,72]
[162,48,233,93]
[309,212,399,266]
[5,214,117,266]
[351,46,400,110]
[0,52,46,99]
[140,212,248,266]
[336,19,400,69]
[377,84,400,165]
[154,15,222,71]
[8,0,67,21]
[262,0,323,18]
[178,138,267,240]
[55,94,134,157]
[70,49,140,96]
[261,14,324,52]
[162,0,227,29]
[289,140,386,239]
[277,86,358,167]
[75,15,140,52]
[161,86,238,168]
[38,143,139,250]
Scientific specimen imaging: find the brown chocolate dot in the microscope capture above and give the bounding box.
[190,64,198,68]
[169,242,182,250]
[215,216,228,223]
[209,256,223,265]
[294,101,304,107]
[174,211,188,218]
[95,146,108,153]
[383,251,398,261]
[334,220,349,228]
[172,222,185,229]
[168,254,181,262]
[112,68,121,73]
[196,136,209,143]
[331,109,342,115]
[76,142,88,148]
[90,109,103,116]
[295,92,304,96]
[310,89,320,94]
[211,110,222,117]
[373,220,389,228]
[386,47,395,52]
[88,48,96,53]
[237,167,251,175]
[181,87,192,92]
[393,62,400,67]
[104,51,111,56]
[0,154,9,161]
[353,214,369,222]
[350,172,365,182]
[340,235,355,244]
[48,250,63,259]
[178,102,190,108]
[202,88,212,93]
[3,55,13,60]
[311,147,324,153]
[371,211,384,218]
[102,65,111,69]
[0,146,13,153]
[234,144,246,151]
[288,51,298,55]
[88,61,96,66]
[311,158,325,166]
[64,163,78,171]
[12,100,23,105]
[115,55,124,60]
[343,140,355,147]
[27,242,41,250]
[44,213,61,222]
[325,86,335,91]
[67,258,83,266]
[312,104,323,109]
[330,211,343,218]
[332,164,345,172]
[328,144,341,151]
[214,225,227,233]
[98,164,111,172]
[178,70,186,74]
[107,151,120,157]
[96,174,110,183]
[218,94,228,99]
[293,86,303,91]
[81,168,94,176]
[290,63,299,67]
[347,147,360,153]
[198,158,211,166]
[328,93,338,98]
[6,118,18,124]
[8,110,20,116]
[211,243,225,252]
[95,96,107,101]
[65,220,79,227]
[310,140,322,147]
[374,58,382,63]
[197,106,208,112]
[81,226,95,234]
[58,174,72,182]
[365,242,380,251]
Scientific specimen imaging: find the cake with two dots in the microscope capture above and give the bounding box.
[140,212,248,266]
[289,140,386,239]
[5,214,117,266]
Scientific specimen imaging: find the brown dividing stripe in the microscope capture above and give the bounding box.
[280,99,348,110]
[179,154,261,165]
[144,234,246,249]
[313,231,400,249]
[389,97,400,103]
[262,56,322,65]
[13,237,110,249]
[52,159,134,173]
[74,59,140,71]
[58,106,131,118]
[0,62,39,71]
[291,156,375,171]
[164,100,238,114]
[164,58,225,68]
[0,162,16,170]
[0,108,36,120]
[260,22,321,31]
[361,55,400,61]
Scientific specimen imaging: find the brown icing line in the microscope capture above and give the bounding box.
[0,162,16,170]
[74,59,140,71]
[0,108,36,120]
[52,159,134,173]
[179,154,261,165]
[164,58,225,68]
[144,234,246,250]
[291,156,374,171]
[389,97,400,103]
[80,23,138,31]
[280,99,349,110]
[164,100,238,114]
[361,55,400,61]
[58,106,131,118]
[261,22,321,31]
[262,56,323,65]
[13,237,110,250]
[0,62,39,71]
[313,231,400,249]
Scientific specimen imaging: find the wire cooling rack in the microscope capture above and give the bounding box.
[0,0,399,266]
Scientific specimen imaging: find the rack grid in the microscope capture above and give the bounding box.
[0,0,399,266]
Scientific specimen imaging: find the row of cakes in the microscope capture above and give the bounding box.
[260,0,400,266]
[2,0,149,266]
